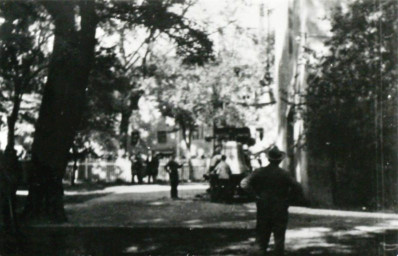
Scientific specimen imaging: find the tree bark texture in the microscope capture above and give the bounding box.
[24,1,97,222]
[7,91,22,150]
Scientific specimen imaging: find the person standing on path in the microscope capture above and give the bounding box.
[165,155,183,199]
[131,154,144,184]
[147,153,160,184]
[240,146,305,256]
[214,155,232,202]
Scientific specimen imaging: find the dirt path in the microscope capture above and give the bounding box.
[7,183,398,256]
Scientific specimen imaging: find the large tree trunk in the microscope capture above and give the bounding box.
[329,152,338,206]
[1,93,22,233]
[119,109,132,150]
[23,1,97,222]
[7,91,22,150]
[180,124,194,181]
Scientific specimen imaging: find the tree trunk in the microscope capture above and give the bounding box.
[2,93,22,232]
[7,92,22,150]
[119,91,143,150]
[120,110,132,135]
[23,1,97,222]
[119,109,132,150]
[186,129,194,181]
[70,145,79,186]
[181,125,194,181]
[329,152,338,206]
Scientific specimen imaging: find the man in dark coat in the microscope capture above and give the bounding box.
[240,146,305,256]
[147,153,159,184]
[131,154,144,184]
[165,155,183,199]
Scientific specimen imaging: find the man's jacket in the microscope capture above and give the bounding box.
[215,161,232,180]
[165,160,182,181]
[241,164,305,210]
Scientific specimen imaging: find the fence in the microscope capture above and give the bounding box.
[64,158,210,184]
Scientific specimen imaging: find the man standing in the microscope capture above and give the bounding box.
[214,155,232,201]
[131,154,144,184]
[147,152,160,184]
[165,155,183,199]
[208,146,221,174]
[240,146,305,256]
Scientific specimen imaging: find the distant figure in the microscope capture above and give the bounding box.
[207,147,221,180]
[0,147,21,234]
[214,155,232,201]
[165,155,183,199]
[131,154,144,184]
[147,153,160,184]
[243,150,252,171]
[240,146,305,256]
[208,146,222,174]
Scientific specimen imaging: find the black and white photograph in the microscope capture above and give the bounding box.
[0,0,397,255]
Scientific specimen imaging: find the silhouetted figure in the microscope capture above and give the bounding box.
[147,153,159,184]
[206,148,222,201]
[131,155,144,184]
[208,146,222,174]
[241,146,305,256]
[0,147,21,234]
[165,155,183,199]
[214,155,232,202]
[243,150,252,171]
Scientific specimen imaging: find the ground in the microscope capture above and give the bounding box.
[2,183,398,255]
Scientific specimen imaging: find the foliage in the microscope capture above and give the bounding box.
[134,0,274,149]
[30,0,216,157]
[77,0,215,153]
[304,0,398,207]
[140,50,265,150]
[75,47,123,155]
[98,0,214,66]
[0,1,50,149]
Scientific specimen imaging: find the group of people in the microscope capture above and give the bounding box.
[130,152,160,184]
[130,152,185,199]
[205,145,306,255]
[132,146,305,255]
[208,154,234,202]
[0,143,304,255]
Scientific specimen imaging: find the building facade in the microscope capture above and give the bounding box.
[272,0,346,205]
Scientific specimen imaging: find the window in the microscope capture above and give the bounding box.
[157,131,167,144]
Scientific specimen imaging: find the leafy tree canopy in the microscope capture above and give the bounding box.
[304,0,397,207]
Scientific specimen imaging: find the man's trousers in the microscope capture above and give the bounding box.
[170,180,179,199]
[256,201,288,256]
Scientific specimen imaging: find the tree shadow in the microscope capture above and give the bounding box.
[0,227,396,256]
[63,193,111,205]
[15,192,112,208]
[285,228,398,256]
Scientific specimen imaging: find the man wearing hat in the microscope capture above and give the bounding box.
[240,145,305,256]
[165,154,184,199]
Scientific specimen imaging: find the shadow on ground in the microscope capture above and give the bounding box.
[16,192,112,208]
[0,227,396,256]
[63,193,111,205]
